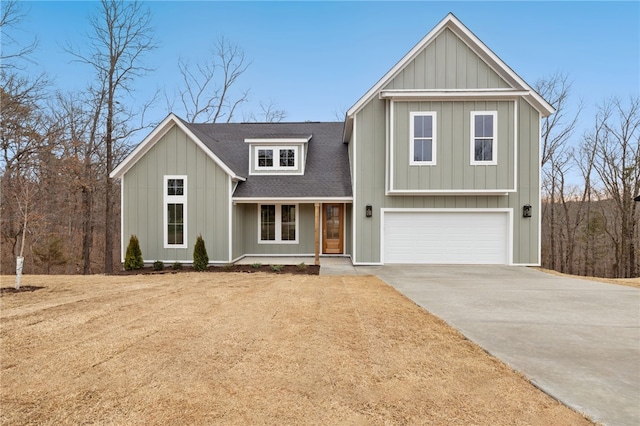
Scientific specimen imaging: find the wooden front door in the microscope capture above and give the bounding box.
[323,204,343,254]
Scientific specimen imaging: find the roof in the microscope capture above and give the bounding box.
[343,13,555,142]
[182,121,352,199]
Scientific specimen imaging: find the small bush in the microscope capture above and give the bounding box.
[172,262,183,270]
[153,261,164,271]
[124,235,144,270]
[297,262,307,271]
[270,264,283,272]
[193,234,209,271]
[251,263,262,269]
[223,263,234,271]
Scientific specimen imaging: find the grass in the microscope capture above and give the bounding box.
[0,273,593,425]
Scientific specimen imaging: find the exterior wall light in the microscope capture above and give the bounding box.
[523,204,532,218]
[365,204,373,218]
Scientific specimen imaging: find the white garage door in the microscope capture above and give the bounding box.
[383,211,509,264]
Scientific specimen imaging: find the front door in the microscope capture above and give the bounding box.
[323,204,343,254]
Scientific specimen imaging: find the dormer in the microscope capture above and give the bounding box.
[245,135,312,175]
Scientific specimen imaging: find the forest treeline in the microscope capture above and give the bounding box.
[1,1,638,277]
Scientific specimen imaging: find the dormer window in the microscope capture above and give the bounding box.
[255,146,298,170]
[246,136,310,175]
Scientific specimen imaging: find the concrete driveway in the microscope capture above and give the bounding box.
[356,265,640,426]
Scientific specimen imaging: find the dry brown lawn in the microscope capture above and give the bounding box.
[1,273,593,425]
[536,268,640,288]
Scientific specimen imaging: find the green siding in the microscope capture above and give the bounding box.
[391,100,515,191]
[353,98,540,265]
[384,29,510,91]
[240,203,316,255]
[122,125,231,263]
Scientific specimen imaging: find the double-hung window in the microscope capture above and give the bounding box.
[410,112,437,165]
[164,176,187,248]
[259,204,298,243]
[471,111,497,165]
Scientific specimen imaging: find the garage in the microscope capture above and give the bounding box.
[382,210,511,264]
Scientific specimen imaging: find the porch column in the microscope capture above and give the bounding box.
[314,203,320,266]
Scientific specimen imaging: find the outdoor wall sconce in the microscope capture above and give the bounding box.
[365,204,373,218]
[523,204,532,218]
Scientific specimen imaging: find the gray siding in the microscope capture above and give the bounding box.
[240,203,316,255]
[353,96,541,264]
[384,28,510,90]
[391,100,515,191]
[122,125,231,263]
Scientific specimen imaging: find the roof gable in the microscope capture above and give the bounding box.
[110,113,243,180]
[343,13,554,141]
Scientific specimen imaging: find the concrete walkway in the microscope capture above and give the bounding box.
[355,265,640,426]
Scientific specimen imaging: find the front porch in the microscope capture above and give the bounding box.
[235,255,358,276]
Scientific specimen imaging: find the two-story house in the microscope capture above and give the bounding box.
[111,13,554,266]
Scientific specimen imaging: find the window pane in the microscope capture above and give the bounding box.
[279,149,295,167]
[414,115,432,138]
[167,203,184,245]
[258,149,273,167]
[167,179,184,196]
[281,205,296,241]
[261,205,276,240]
[414,138,432,162]
[475,115,493,138]
[474,139,493,161]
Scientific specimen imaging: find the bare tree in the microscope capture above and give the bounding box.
[243,100,287,123]
[591,97,640,277]
[66,0,157,273]
[172,36,250,123]
[535,72,582,168]
[0,0,38,70]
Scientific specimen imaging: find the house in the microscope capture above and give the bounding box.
[110,13,554,266]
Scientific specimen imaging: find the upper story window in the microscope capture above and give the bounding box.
[164,175,187,249]
[410,112,437,165]
[471,111,497,165]
[255,146,298,170]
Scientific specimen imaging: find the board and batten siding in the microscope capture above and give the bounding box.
[383,28,510,91]
[391,100,515,191]
[239,203,316,255]
[353,95,541,265]
[122,125,231,263]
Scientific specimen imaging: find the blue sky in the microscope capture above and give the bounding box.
[7,1,640,139]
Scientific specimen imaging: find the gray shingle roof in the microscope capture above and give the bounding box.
[180,120,352,199]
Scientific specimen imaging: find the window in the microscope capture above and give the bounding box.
[259,204,298,243]
[410,112,437,165]
[258,149,273,167]
[164,176,187,248]
[255,146,297,170]
[471,112,497,165]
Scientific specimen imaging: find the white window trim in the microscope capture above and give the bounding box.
[409,111,437,166]
[470,111,497,165]
[163,175,188,249]
[254,146,298,171]
[257,203,299,244]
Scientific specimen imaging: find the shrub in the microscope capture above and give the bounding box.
[153,260,164,271]
[124,235,144,270]
[223,263,234,271]
[193,234,209,271]
[172,262,183,270]
[297,262,307,271]
[251,263,262,269]
[270,264,283,272]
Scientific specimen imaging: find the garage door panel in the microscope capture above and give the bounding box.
[383,211,509,264]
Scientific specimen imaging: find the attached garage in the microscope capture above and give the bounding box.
[382,209,512,265]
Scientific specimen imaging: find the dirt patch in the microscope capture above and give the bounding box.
[0,274,593,425]
[536,268,640,288]
[0,286,45,295]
